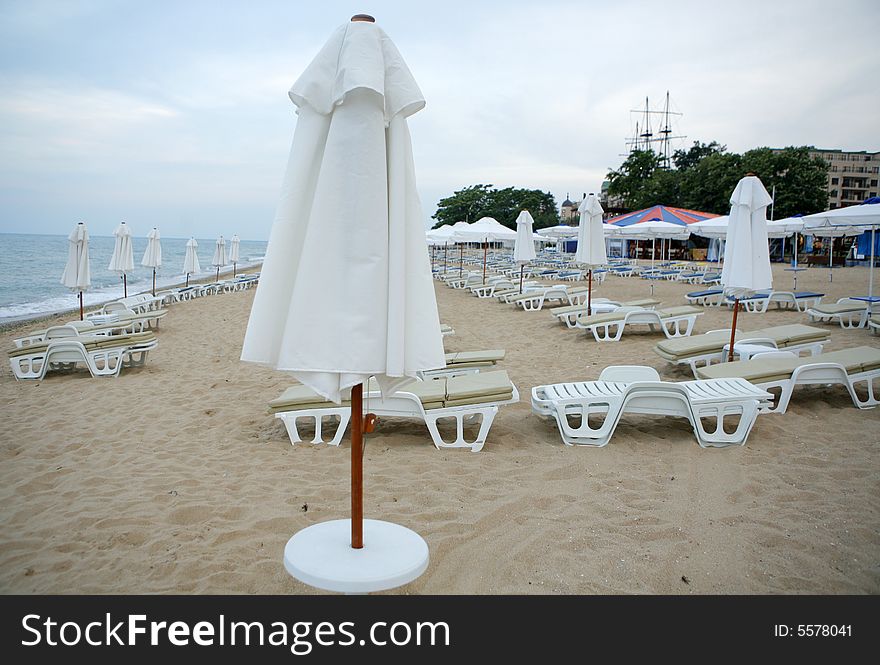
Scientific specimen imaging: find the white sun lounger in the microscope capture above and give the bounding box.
[805,298,870,329]
[573,305,703,341]
[420,349,505,378]
[270,370,519,452]
[685,289,725,307]
[503,285,570,310]
[469,278,514,298]
[727,290,824,313]
[8,329,159,380]
[549,299,661,328]
[653,324,831,377]
[868,316,879,335]
[440,323,455,337]
[531,365,772,448]
[695,346,880,414]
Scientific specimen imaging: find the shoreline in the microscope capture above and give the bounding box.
[0,263,262,333]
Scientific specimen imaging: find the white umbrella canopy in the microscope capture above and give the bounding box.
[513,210,537,264]
[61,221,90,319]
[513,210,537,294]
[765,216,804,238]
[803,200,880,295]
[721,175,773,298]
[240,18,444,403]
[539,224,579,238]
[575,194,606,267]
[141,227,163,296]
[211,235,228,279]
[690,216,729,239]
[614,220,689,268]
[721,174,773,360]
[141,227,162,268]
[575,194,607,315]
[108,220,135,297]
[229,234,241,277]
[240,16,444,572]
[452,216,517,242]
[183,237,200,285]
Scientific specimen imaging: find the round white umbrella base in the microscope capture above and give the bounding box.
[284,519,429,593]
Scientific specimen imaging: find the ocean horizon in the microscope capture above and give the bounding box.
[0,232,267,323]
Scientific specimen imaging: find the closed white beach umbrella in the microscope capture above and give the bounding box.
[513,210,537,293]
[108,220,134,298]
[211,235,227,281]
[141,227,162,295]
[721,174,773,360]
[183,237,200,287]
[61,221,91,320]
[229,234,241,277]
[576,194,607,315]
[240,15,444,578]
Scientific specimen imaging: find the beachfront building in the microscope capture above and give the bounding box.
[599,180,628,217]
[771,147,879,209]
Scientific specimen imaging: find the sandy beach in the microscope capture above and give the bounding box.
[1,261,878,594]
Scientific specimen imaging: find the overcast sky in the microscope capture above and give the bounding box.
[1,0,877,239]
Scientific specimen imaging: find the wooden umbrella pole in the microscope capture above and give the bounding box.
[351,383,364,549]
[519,265,524,293]
[152,268,156,296]
[233,262,237,278]
[459,244,463,277]
[216,267,220,282]
[123,273,128,298]
[587,269,593,316]
[186,274,190,287]
[79,291,84,321]
[482,240,487,284]
[444,242,448,274]
[728,299,740,362]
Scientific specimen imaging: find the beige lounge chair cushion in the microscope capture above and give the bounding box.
[696,346,880,383]
[443,370,513,407]
[810,302,867,315]
[269,370,514,413]
[445,349,505,366]
[655,305,702,317]
[654,325,829,360]
[622,298,661,307]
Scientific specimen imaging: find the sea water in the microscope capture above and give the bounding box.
[0,233,267,323]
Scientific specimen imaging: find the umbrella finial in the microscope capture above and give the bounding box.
[351,14,375,22]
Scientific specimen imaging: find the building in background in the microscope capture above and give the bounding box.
[772,147,879,209]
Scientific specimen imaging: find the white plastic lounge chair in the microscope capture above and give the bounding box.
[13,311,160,348]
[469,278,514,298]
[727,291,824,313]
[504,285,569,310]
[8,330,158,380]
[574,305,703,341]
[695,346,880,414]
[440,323,455,337]
[805,298,870,329]
[531,365,772,448]
[653,324,830,377]
[869,316,879,335]
[270,370,519,452]
[550,299,660,328]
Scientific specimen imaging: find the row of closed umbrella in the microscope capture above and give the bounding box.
[61,223,243,318]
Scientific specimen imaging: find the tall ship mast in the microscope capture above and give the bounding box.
[624,91,686,168]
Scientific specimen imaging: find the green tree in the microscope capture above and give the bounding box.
[432,185,559,229]
[605,150,664,209]
[672,141,726,171]
[740,147,829,218]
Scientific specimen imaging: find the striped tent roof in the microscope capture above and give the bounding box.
[607,205,719,227]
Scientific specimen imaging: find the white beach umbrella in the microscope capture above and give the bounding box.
[513,210,537,292]
[141,227,162,295]
[240,15,444,577]
[721,174,773,360]
[229,234,241,277]
[183,237,200,287]
[690,216,729,239]
[803,200,880,296]
[453,216,516,283]
[108,220,135,297]
[576,194,607,315]
[211,235,227,281]
[61,221,91,320]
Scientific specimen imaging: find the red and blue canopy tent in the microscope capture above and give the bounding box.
[606,205,719,227]
[606,205,720,261]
